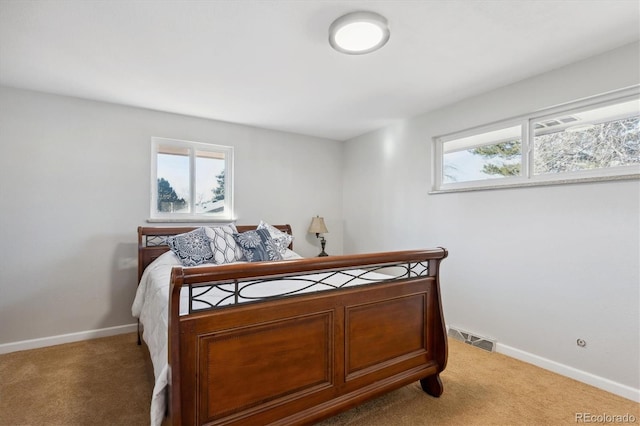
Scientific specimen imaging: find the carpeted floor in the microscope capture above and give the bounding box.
[0,333,637,425]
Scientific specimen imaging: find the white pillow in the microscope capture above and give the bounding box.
[257,220,294,256]
[282,249,303,260]
[205,224,245,264]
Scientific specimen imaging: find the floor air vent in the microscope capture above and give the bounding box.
[447,327,496,352]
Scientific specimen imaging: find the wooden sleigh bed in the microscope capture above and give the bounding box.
[136,224,448,425]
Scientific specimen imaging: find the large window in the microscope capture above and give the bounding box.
[433,88,639,192]
[150,137,234,221]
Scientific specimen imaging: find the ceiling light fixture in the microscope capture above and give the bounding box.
[329,11,390,55]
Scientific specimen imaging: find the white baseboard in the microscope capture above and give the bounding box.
[0,323,137,355]
[496,343,640,403]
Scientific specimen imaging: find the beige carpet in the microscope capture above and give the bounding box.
[0,333,637,425]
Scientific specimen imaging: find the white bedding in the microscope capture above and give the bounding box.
[131,250,392,426]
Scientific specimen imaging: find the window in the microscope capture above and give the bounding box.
[442,124,523,185]
[532,99,639,176]
[433,88,640,192]
[150,137,234,221]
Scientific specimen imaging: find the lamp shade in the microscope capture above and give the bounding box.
[308,216,329,234]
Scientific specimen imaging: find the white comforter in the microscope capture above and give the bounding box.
[131,251,182,426]
[132,251,390,426]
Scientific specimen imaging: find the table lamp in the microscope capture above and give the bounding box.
[308,216,329,257]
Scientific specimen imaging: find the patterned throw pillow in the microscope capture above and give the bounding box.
[233,228,283,262]
[257,220,293,256]
[205,224,245,264]
[165,227,214,266]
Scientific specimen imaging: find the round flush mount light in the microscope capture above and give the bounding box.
[329,11,390,55]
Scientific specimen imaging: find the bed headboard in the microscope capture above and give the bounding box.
[137,224,293,282]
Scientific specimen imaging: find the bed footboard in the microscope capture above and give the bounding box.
[168,249,448,425]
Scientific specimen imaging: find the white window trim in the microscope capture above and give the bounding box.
[431,86,640,194]
[149,137,235,223]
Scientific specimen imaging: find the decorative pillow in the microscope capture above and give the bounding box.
[204,224,245,264]
[257,220,293,256]
[165,227,214,267]
[233,228,283,262]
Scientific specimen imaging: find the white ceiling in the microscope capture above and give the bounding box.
[1,0,638,141]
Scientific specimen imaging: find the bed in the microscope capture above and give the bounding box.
[133,224,448,425]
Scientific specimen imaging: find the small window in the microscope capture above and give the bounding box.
[433,88,639,192]
[150,137,234,221]
[532,99,639,177]
[442,125,523,185]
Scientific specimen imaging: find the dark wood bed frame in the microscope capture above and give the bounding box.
[138,225,448,425]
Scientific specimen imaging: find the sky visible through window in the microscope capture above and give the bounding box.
[158,153,224,205]
[443,150,510,183]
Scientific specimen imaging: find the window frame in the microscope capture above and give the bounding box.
[149,137,234,222]
[432,86,640,193]
[435,119,528,191]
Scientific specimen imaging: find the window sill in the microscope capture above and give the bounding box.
[147,216,237,224]
[430,173,639,194]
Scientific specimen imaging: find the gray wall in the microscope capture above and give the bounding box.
[342,42,640,395]
[0,87,343,344]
